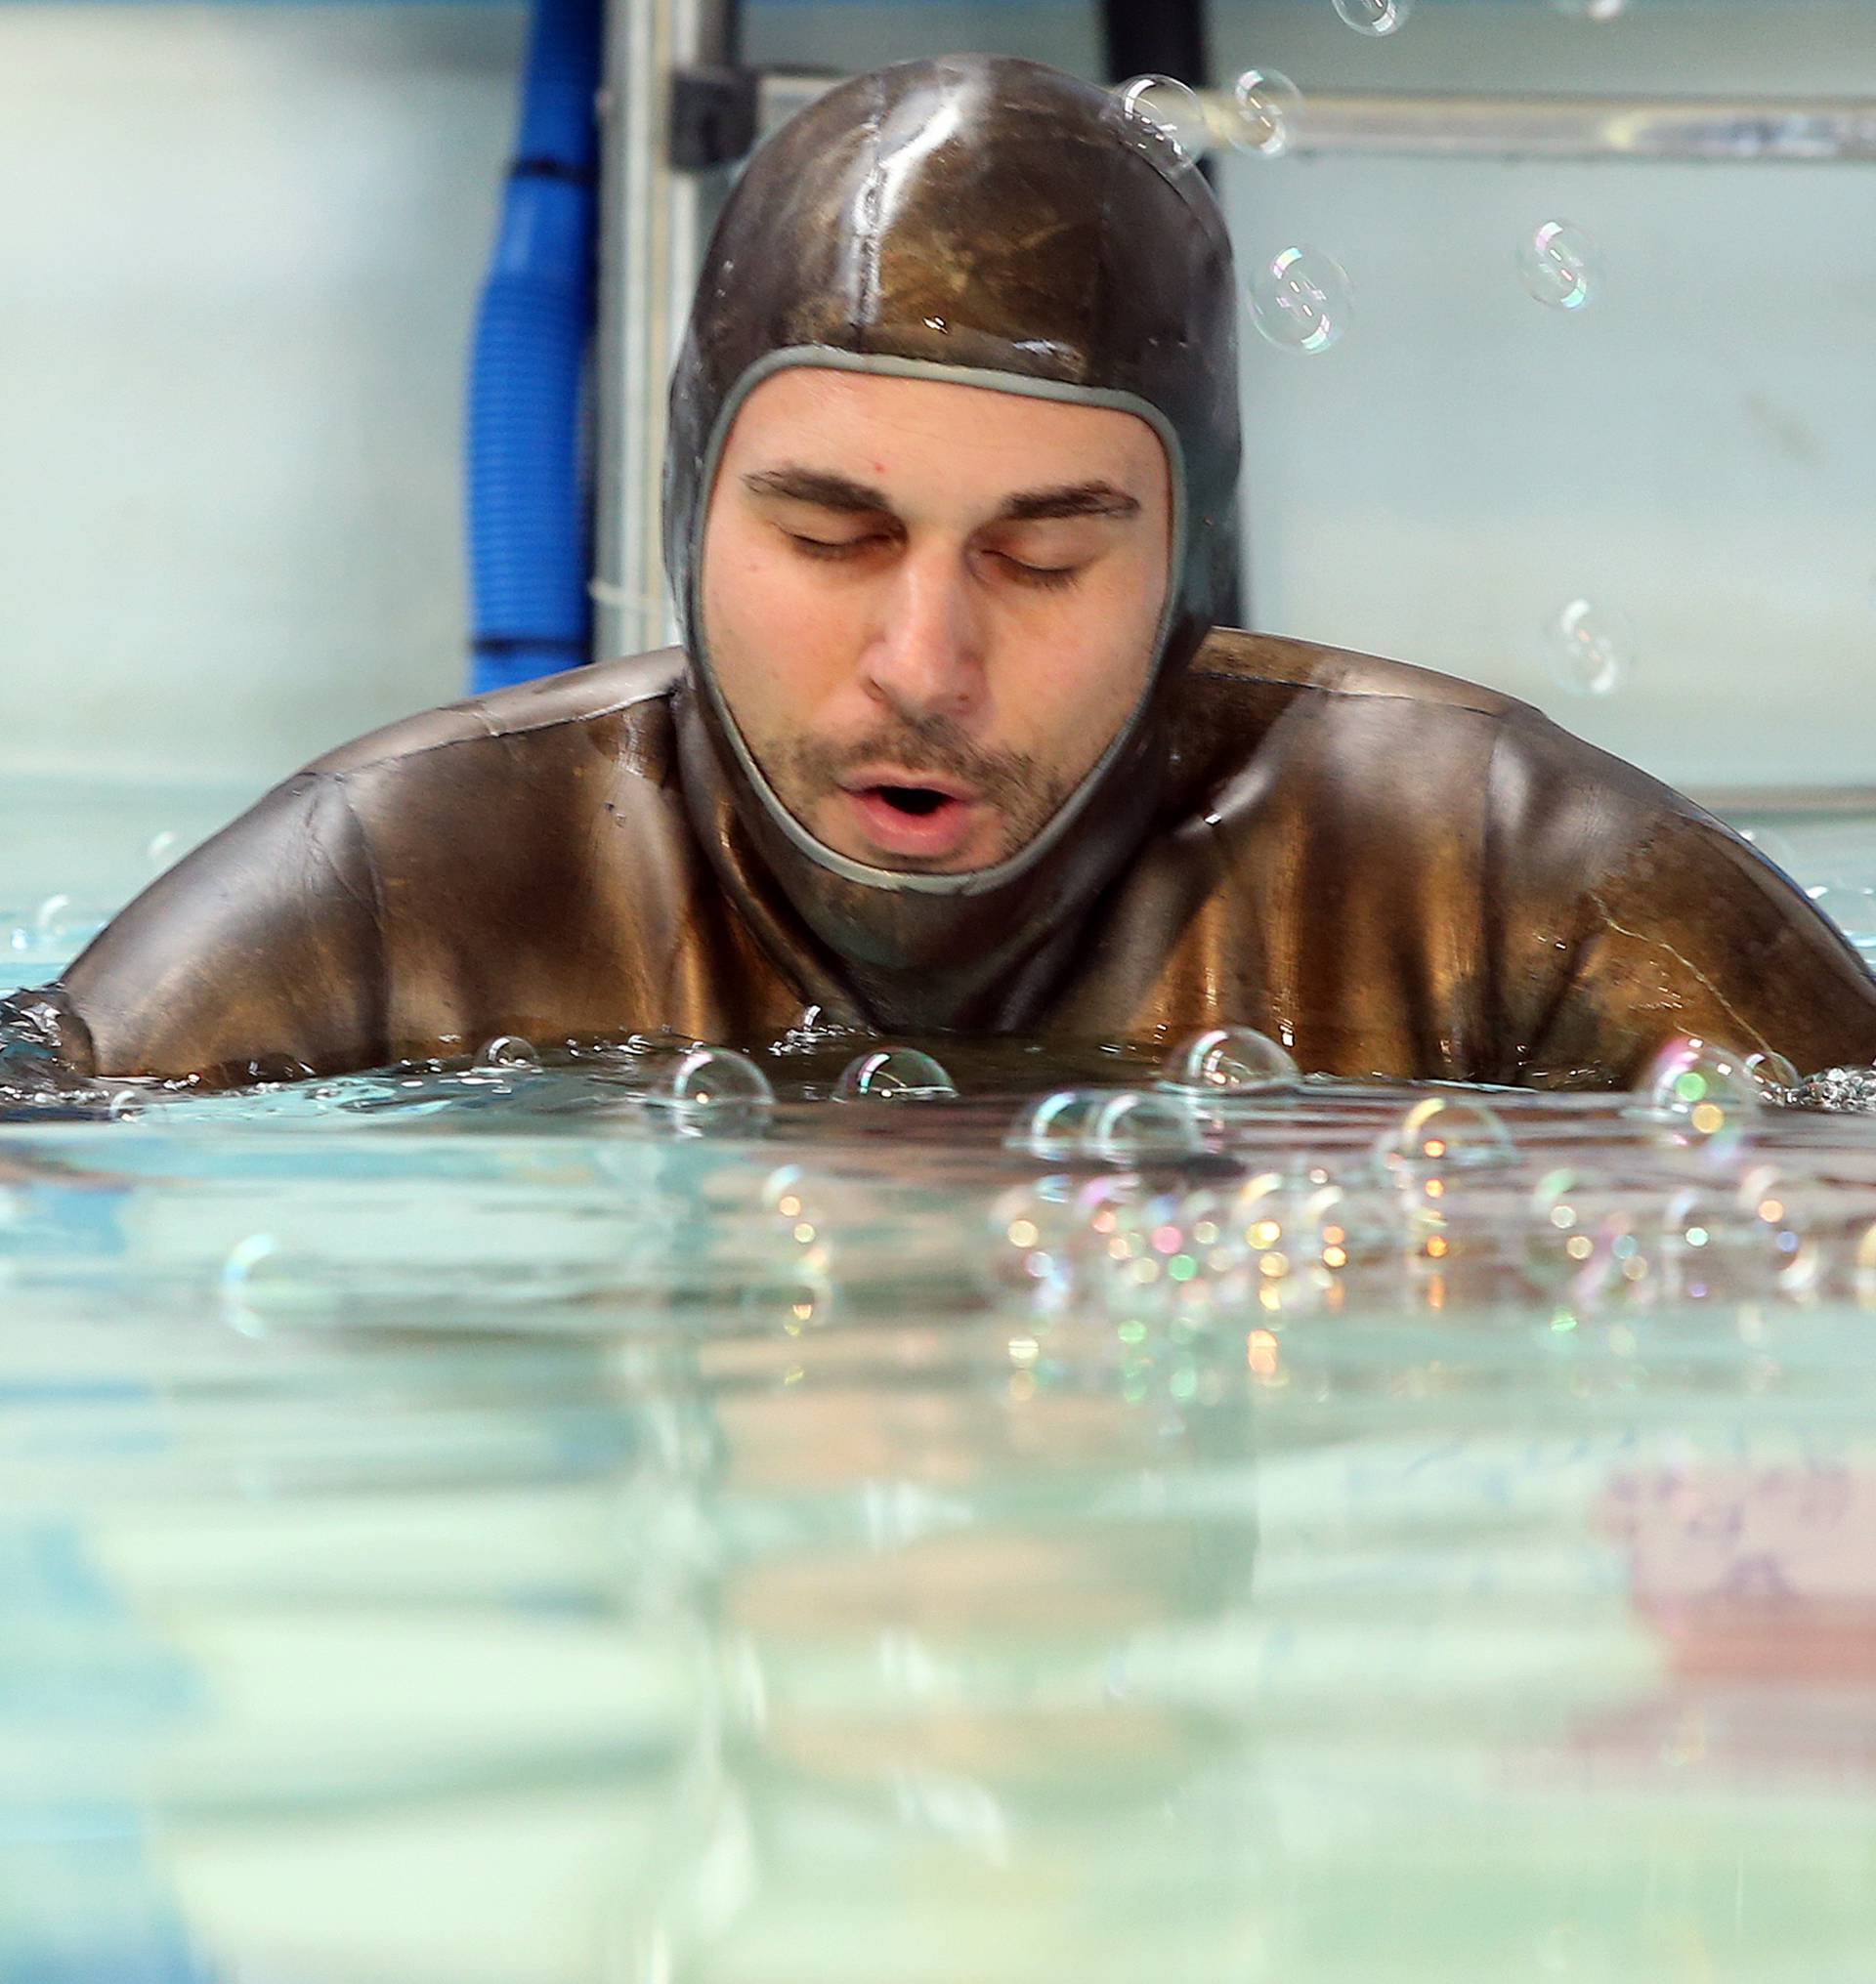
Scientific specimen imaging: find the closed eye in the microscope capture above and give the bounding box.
[996,553,1082,592]
[787,531,890,562]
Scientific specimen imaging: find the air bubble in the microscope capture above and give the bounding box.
[1086,1090,1204,1163]
[1162,1026,1298,1092]
[1635,1034,1762,1137]
[1333,0,1413,34]
[668,1046,774,1125]
[29,895,106,953]
[1375,1096,1515,1178]
[1115,75,1212,160]
[1517,221,1598,312]
[834,1048,958,1102]
[1250,248,1351,355]
[1745,1049,1800,1098]
[1005,1090,1103,1158]
[1228,69,1302,157]
[1542,596,1632,697]
[480,1034,539,1070]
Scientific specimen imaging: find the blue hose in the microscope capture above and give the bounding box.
[466,0,604,695]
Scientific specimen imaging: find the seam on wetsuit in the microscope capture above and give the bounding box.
[1584,884,1772,1058]
[311,661,683,779]
[326,774,395,1064]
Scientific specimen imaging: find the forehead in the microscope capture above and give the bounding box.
[717,363,1170,502]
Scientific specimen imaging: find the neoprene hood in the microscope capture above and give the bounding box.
[662,54,1243,1022]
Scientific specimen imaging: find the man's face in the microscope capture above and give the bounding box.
[699,366,1172,874]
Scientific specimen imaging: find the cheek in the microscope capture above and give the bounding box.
[702,527,855,730]
[1004,564,1161,766]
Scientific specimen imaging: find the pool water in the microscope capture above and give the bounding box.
[6,786,1876,1981]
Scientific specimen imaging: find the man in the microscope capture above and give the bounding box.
[6,54,1874,1091]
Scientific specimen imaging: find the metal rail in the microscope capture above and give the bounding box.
[592,0,736,663]
[596,15,1874,662]
[759,75,1876,164]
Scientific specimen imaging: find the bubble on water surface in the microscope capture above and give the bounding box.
[1005,1089,1102,1158]
[1162,1026,1298,1093]
[1374,1096,1515,1179]
[480,1034,539,1070]
[1250,248,1350,355]
[1115,75,1212,160]
[665,1046,774,1132]
[1228,69,1303,157]
[1542,597,1632,697]
[1518,221,1599,311]
[1635,1034,1761,1138]
[1086,1090,1204,1162]
[1745,1049,1800,1099]
[1333,0,1413,33]
[834,1048,958,1102]
[106,1090,147,1123]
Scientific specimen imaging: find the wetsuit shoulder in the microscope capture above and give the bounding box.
[308,649,686,779]
[1189,626,1530,719]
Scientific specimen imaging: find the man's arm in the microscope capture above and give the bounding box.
[8,772,388,1087]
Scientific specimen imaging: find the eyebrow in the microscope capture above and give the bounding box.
[742,467,1142,526]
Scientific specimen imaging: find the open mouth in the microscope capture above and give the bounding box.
[839,779,984,862]
[871,784,951,818]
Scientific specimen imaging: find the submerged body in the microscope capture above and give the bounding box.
[17,628,1874,1090]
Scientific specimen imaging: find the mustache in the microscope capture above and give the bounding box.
[787,715,1048,812]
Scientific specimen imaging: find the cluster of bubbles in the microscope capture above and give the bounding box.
[1114,69,1304,164]
[1117,57,1606,361]
[1524,1159,1825,1315]
[462,1034,969,1131]
[978,1030,1876,1373]
[466,1032,779,1136]
[1006,1027,1300,1164]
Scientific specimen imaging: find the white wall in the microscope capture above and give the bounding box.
[0,6,524,791]
[1214,0,1876,794]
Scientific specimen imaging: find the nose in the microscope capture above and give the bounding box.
[860,545,985,723]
